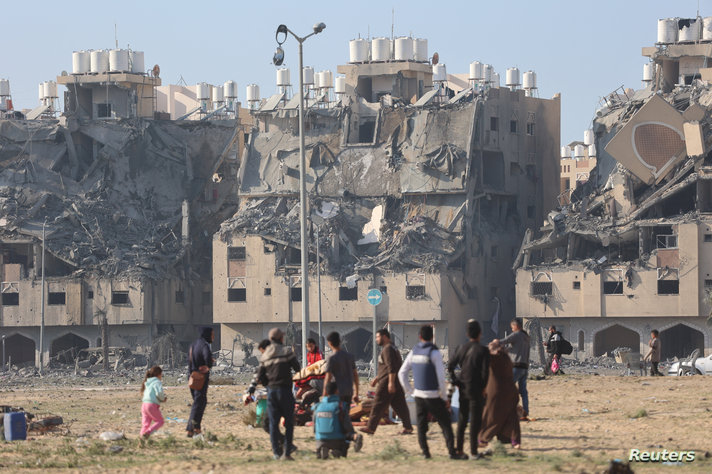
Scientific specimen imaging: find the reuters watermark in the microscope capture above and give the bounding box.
[629,449,696,463]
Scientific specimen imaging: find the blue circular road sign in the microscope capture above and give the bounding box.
[367,288,383,306]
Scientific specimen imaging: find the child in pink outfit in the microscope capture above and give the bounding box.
[140,366,167,438]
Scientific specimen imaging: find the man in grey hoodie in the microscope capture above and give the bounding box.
[495,318,530,420]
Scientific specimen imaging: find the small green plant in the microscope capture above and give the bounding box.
[157,434,177,449]
[630,408,648,419]
[375,440,407,461]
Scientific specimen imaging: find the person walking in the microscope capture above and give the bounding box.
[543,325,563,375]
[447,319,490,457]
[645,330,662,376]
[496,318,531,420]
[398,325,469,460]
[187,326,214,437]
[322,331,363,452]
[248,328,301,460]
[140,365,167,439]
[359,329,413,435]
[479,341,521,449]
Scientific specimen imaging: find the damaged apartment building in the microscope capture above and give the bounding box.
[215,37,560,360]
[515,17,712,361]
[0,48,250,367]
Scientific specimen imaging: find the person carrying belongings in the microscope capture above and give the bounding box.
[313,381,350,459]
[140,365,167,439]
[295,338,325,401]
[293,355,327,409]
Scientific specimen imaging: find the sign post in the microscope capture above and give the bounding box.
[367,288,383,375]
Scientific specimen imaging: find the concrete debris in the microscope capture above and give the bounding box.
[99,431,124,441]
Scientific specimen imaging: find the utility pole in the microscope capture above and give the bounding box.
[316,227,323,351]
[39,218,46,374]
[2,334,6,372]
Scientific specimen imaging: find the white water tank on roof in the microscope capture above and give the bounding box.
[109,49,129,72]
[484,64,493,84]
[211,85,224,103]
[335,76,346,94]
[371,37,391,61]
[657,18,678,43]
[302,66,315,86]
[313,71,323,89]
[349,38,369,63]
[246,84,260,102]
[522,70,537,90]
[433,64,447,82]
[491,72,500,88]
[90,50,109,73]
[0,79,9,96]
[129,51,144,74]
[413,38,428,62]
[678,18,700,42]
[394,37,413,61]
[38,83,44,100]
[583,129,594,146]
[505,67,520,88]
[560,146,569,158]
[588,144,597,157]
[320,70,333,89]
[703,17,712,40]
[276,68,290,86]
[469,61,483,80]
[224,80,237,99]
[72,51,90,74]
[43,81,57,98]
[196,82,210,100]
[643,63,654,82]
[574,144,585,158]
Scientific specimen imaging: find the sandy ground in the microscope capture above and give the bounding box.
[1,374,712,473]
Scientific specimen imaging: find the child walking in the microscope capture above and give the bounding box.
[140,366,167,439]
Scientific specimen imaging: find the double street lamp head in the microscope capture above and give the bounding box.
[272,22,326,66]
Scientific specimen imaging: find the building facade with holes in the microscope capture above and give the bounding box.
[516,221,712,359]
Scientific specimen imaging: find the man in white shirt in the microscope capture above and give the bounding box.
[398,325,468,460]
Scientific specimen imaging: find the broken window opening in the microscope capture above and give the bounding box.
[490,117,499,131]
[526,122,535,136]
[705,234,712,242]
[291,287,302,302]
[287,247,301,266]
[406,285,425,299]
[704,279,712,288]
[87,290,94,299]
[339,286,358,301]
[509,120,517,133]
[573,281,581,290]
[228,246,246,260]
[531,281,552,296]
[603,281,623,295]
[358,119,377,143]
[379,286,388,294]
[657,279,679,295]
[97,103,112,118]
[228,288,247,302]
[2,292,19,306]
[656,234,678,249]
[482,151,505,189]
[48,292,66,305]
[175,290,184,304]
[111,291,129,305]
[264,288,272,296]
[510,162,522,176]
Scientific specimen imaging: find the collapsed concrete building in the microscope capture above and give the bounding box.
[0,56,250,367]
[515,19,712,360]
[214,42,560,361]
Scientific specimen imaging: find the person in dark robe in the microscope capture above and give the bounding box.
[479,340,521,449]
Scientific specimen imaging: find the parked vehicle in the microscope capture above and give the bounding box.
[667,351,712,376]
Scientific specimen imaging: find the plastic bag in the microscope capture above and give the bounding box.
[551,357,560,374]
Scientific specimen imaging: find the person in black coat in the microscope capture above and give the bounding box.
[187,326,214,437]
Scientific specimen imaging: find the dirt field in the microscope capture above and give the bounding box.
[1,374,711,473]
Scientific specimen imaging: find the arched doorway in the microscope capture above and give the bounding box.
[659,324,704,360]
[343,328,371,361]
[50,333,89,364]
[4,334,36,366]
[593,324,640,356]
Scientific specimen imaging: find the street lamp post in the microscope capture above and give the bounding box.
[2,334,6,372]
[39,217,47,374]
[273,22,326,366]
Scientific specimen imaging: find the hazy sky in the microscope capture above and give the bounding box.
[2,0,709,142]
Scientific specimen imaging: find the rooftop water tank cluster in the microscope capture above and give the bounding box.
[348,37,429,63]
[657,17,712,44]
[72,49,145,75]
[38,81,58,100]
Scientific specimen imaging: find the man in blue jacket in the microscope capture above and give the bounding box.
[398,325,468,460]
[187,326,214,437]
[313,381,349,459]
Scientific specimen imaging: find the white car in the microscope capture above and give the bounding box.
[667,353,712,376]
